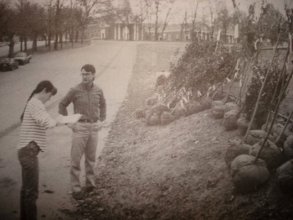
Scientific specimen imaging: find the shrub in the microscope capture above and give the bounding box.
[244,63,283,128]
[163,40,238,99]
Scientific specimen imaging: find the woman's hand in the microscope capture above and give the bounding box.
[66,123,75,129]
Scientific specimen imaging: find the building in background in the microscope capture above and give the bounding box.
[85,19,236,43]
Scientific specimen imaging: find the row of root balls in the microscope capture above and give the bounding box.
[134,96,213,126]
[209,100,293,195]
[225,129,293,194]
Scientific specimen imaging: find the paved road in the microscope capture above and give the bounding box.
[0,40,138,220]
[0,40,126,135]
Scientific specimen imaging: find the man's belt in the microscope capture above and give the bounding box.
[78,119,98,123]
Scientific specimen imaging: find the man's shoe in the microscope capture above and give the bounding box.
[72,191,84,200]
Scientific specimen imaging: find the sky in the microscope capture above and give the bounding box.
[11,0,293,24]
[129,0,292,24]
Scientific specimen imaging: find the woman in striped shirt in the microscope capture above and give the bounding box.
[18,80,59,220]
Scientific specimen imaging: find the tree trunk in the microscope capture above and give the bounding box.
[81,28,84,44]
[20,36,23,51]
[24,37,28,51]
[75,31,79,43]
[160,7,172,41]
[54,33,58,50]
[191,1,199,41]
[32,33,38,52]
[59,32,63,49]
[154,1,159,41]
[48,33,51,50]
[148,26,151,40]
[8,34,15,58]
[54,0,60,50]
[211,25,214,41]
[70,28,74,47]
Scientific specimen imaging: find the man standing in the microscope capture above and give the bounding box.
[59,64,106,200]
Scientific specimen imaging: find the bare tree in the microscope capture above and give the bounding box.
[28,3,46,51]
[191,0,199,41]
[144,0,153,40]
[15,0,27,51]
[78,0,96,42]
[0,0,17,57]
[67,0,81,47]
[151,0,174,41]
[160,0,175,40]
[154,0,160,40]
[45,0,54,50]
[180,11,188,40]
[131,0,149,40]
[208,0,215,40]
[54,0,63,50]
[77,0,113,43]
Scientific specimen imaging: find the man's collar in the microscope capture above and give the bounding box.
[81,82,94,90]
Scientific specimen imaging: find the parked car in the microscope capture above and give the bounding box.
[0,58,19,71]
[14,52,32,65]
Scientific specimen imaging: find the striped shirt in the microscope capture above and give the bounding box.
[18,97,57,150]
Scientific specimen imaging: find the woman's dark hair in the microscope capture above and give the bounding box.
[20,80,57,121]
[81,64,96,74]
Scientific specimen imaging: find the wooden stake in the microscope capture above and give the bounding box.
[244,35,281,142]
[264,47,290,131]
[255,64,293,161]
[276,110,293,146]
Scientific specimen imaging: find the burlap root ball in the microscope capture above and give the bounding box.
[224,102,239,113]
[245,130,270,145]
[237,115,249,136]
[212,90,225,100]
[160,111,175,125]
[155,74,167,88]
[223,109,240,131]
[145,95,159,107]
[146,104,169,126]
[185,101,203,116]
[200,97,212,110]
[230,154,270,193]
[211,105,225,119]
[276,160,293,196]
[146,112,160,126]
[225,144,251,168]
[249,140,283,170]
[283,135,293,159]
[134,108,146,119]
[271,123,293,147]
[212,100,225,107]
[149,104,169,115]
[171,103,186,119]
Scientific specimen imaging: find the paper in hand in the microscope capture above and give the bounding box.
[57,114,82,124]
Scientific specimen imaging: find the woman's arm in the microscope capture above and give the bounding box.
[29,100,57,129]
